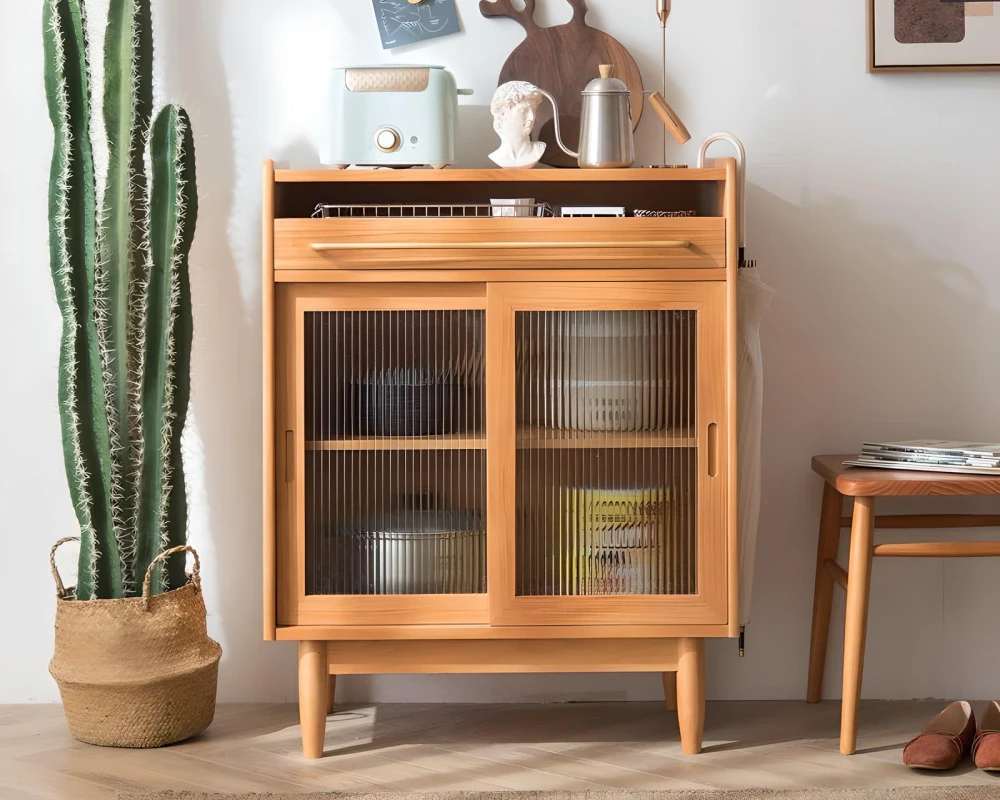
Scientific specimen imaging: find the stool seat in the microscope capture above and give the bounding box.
[813,454,1000,497]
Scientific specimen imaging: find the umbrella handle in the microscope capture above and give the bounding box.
[697,133,746,255]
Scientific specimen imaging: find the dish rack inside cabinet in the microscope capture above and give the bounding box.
[313,203,555,219]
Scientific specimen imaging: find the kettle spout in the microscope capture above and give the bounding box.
[538,88,580,160]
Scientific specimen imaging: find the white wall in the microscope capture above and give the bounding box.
[3,0,1000,705]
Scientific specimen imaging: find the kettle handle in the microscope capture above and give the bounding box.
[537,89,579,160]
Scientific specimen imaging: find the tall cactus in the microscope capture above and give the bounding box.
[99,0,154,596]
[43,0,199,600]
[139,105,198,596]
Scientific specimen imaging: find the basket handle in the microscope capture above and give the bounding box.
[142,545,202,610]
[50,536,80,599]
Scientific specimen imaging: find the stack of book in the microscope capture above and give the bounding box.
[845,440,1000,475]
[560,486,669,595]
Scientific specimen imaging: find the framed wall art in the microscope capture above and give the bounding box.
[869,0,1000,71]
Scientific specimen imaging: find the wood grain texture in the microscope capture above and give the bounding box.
[274,218,726,271]
[10,701,1000,797]
[813,454,1000,496]
[648,92,691,145]
[292,595,490,627]
[486,281,730,628]
[274,167,727,183]
[840,513,1000,529]
[277,283,492,628]
[662,671,678,711]
[298,641,328,759]
[262,160,277,641]
[676,638,706,755]
[806,482,844,704]
[873,542,1000,557]
[841,496,876,756]
[824,558,849,590]
[275,268,729,284]
[275,623,732,641]
[324,638,681,674]
[480,0,643,168]
[306,435,488,452]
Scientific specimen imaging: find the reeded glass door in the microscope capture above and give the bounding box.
[276,286,490,626]
[487,283,729,626]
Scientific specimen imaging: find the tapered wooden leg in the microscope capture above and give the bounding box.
[841,497,875,756]
[298,641,328,759]
[662,672,677,711]
[807,482,844,703]
[327,675,337,715]
[676,638,705,755]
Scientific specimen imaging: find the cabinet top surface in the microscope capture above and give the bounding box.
[273,167,729,184]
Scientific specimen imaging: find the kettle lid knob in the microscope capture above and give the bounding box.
[598,64,616,79]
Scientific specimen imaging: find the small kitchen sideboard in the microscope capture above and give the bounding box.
[262,161,740,758]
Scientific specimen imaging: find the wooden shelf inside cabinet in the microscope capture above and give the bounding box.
[306,435,487,452]
[516,428,697,450]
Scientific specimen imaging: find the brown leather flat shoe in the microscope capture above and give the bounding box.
[974,701,1000,772]
[903,701,976,770]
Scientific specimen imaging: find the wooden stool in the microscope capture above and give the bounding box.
[806,455,1000,755]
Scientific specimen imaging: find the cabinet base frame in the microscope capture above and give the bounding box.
[297,637,706,759]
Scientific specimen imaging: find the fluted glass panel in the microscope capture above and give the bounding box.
[303,310,486,595]
[515,310,697,596]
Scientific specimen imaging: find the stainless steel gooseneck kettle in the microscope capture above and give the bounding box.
[539,65,635,169]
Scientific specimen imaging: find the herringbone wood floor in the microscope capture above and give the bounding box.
[2,702,997,798]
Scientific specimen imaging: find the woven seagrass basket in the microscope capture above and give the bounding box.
[49,540,222,748]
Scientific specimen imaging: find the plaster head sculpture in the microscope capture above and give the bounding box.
[489,81,547,169]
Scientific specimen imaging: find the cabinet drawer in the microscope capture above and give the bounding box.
[274,217,726,271]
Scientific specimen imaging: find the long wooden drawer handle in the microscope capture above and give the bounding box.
[311,240,693,252]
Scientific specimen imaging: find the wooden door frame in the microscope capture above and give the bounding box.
[274,283,491,626]
[486,282,729,627]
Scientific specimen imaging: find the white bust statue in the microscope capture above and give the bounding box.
[489,81,547,169]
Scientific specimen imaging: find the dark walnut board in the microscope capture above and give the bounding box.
[481,0,643,168]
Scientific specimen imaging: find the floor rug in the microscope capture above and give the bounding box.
[118,789,1000,800]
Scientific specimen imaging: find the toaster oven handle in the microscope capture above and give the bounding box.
[311,240,693,252]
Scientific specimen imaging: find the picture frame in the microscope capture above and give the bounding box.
[868,0,1000,72]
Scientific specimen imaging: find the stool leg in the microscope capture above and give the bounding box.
[841,496,875,756]
[807,482,844,703]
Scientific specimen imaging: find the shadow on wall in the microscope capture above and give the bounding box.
[156,0,295,701]
[710,179,996,702]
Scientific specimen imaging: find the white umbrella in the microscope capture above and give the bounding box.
[699,134,775,651]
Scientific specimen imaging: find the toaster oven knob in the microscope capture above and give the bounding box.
[374,127,402,153]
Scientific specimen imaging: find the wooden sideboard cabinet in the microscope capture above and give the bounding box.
[262,161,739,758]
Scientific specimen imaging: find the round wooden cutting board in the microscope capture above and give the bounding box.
[481,0,644,168]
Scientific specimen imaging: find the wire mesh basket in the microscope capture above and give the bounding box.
[313,202,554,219]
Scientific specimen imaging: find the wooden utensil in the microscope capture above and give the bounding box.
[648,91,690,145]
[481,0,643,168]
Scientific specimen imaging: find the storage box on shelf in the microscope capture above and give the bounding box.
[263,164,739,759]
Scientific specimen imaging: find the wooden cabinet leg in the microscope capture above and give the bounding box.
[327,674,337,715]
[841,497,875,756]
[807,482,844,703]
[298,641,328,759]
[662,672,677,712]
[676,638,705,755]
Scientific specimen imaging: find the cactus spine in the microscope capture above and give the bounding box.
[44,0,198,600]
